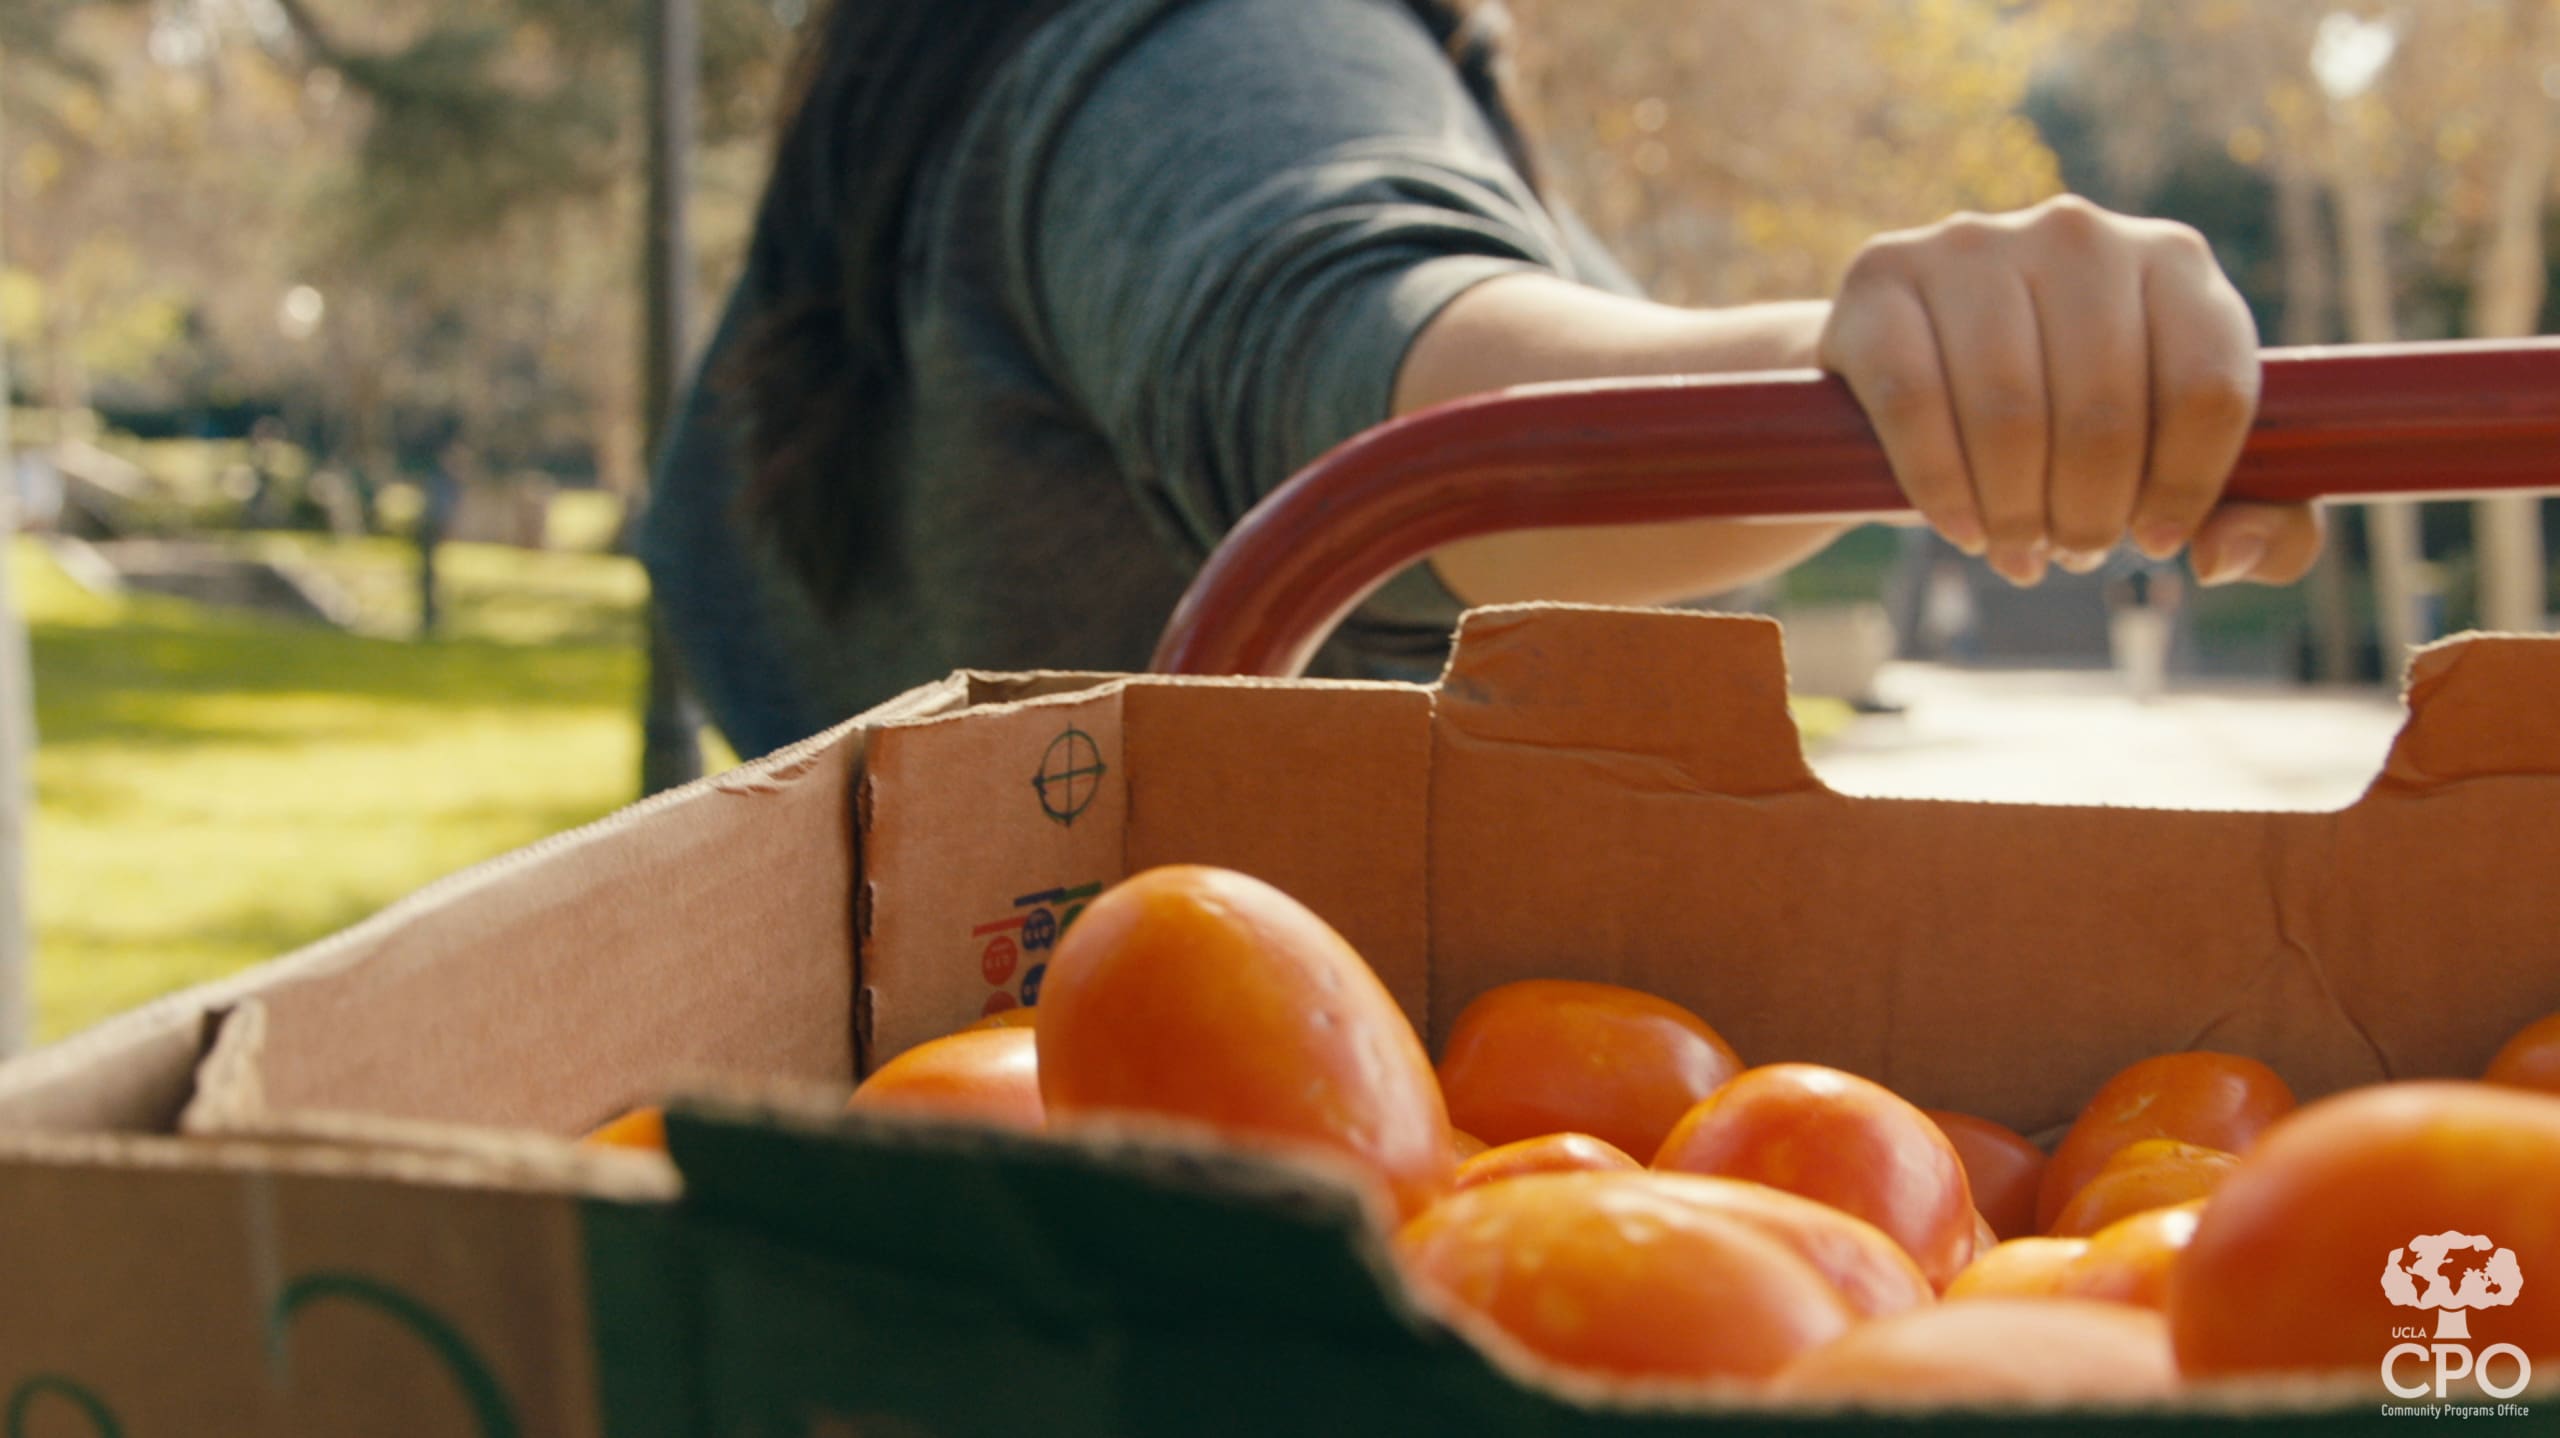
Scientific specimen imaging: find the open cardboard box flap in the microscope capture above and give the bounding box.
[153,670,1115,1140]
[1427,607,2560,1127]
[166,604,2560,1146]
[867,604,2560,1135]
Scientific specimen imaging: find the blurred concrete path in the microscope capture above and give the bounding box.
[1809,664,2411,812]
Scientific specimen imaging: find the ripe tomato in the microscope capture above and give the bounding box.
[1036,866,1454,1219]
[1454,1133,1641,1190]
[1653,1174,1937,1321]
[2056,1199,2206,1311]
[1395,1172,1854,1382]
[1437,979,1741,1161]
[848,1027,1043,1132]
[2048,1139,2236,1238]
[582,1105,667,1153]
[1925,1109,2047,1242]
[1654,1064,1976,1290]
[1945,1236,2090,1302]
[1769,1299,2179,1404]
[2037,1052,2294,1232]
[2485,1012,2560,1095]
[2171,1082,2560,1379]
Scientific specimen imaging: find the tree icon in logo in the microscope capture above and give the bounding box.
[1033,727,1106,826]
[2382,1231,2524,1340]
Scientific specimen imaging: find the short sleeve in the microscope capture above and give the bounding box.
[984,0,1580,654]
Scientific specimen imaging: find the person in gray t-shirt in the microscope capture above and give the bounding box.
[643,0,2318,759]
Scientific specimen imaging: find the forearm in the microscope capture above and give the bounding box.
[1394,273,1850,608]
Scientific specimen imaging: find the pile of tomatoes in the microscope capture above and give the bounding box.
[604,864,2560,1405]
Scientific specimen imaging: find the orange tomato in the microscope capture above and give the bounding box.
[1653,1064,1976,1290]
[2055,1199,2206,1311]
[1395,1172,1854,1382]
[1437,979,1741,1161]
[964,1008,1039,1032]
[2485,1012,2560,1095]
[1453,1132,1641,1190]
[1769,1299,2180,1404]
[2047,1139,2236,1238]
[2037,1052,2294,1232]
[1925,1109,2047,1242]
[582,1105,667,1152]
[1036,866,1454,1219]
[1451,1129,1491,1161]
[2171,1081,2560,1380]
[848,1027,1043,1132]
[1654,1174,1937,1321]
[1945,1236,2091,1302]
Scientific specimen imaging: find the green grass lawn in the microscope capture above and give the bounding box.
[15,534,708,1043]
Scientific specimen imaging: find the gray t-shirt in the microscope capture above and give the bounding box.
[641,0,1631,756]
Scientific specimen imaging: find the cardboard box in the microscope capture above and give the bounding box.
[4,604,2555,1435]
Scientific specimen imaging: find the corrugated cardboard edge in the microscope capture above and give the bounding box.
[2378,628,2560,790]
[174,997,681,1199]
[857,681,1132,1070]
[182,995,269,1134]
[0,1121,672,1202]
[17,674,1003,1147]
[0,956,247,1135]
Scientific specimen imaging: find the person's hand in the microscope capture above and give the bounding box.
[1817,194,2318,588]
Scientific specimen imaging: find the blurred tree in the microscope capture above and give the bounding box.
[261,0,788,491]
[2,0,788,474]
[1507,0,2065,305]
[5,5,285,425]
[258,0,786,785]
[2461,0,2556,633]
[2029,1,2559,672]
[0,0,795,801]
[0,2,161,1051]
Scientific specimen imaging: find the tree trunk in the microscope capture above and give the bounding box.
[592,359,646,511]
[43,301,84,441]
[637,0,705,797]
[340,299,398,530]
[0,50,32,1056]
[2469,0,2555,634]
[2330,101,2429,682]
[2273,157,2358,683]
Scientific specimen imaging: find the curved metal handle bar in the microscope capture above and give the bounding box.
[1152,339,2560,678]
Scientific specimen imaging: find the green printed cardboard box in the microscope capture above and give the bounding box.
[3,604,2556,1436]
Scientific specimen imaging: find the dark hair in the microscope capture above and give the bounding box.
[727,0,1534,612]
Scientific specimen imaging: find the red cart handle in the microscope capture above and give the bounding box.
[1151,339,2560,678]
